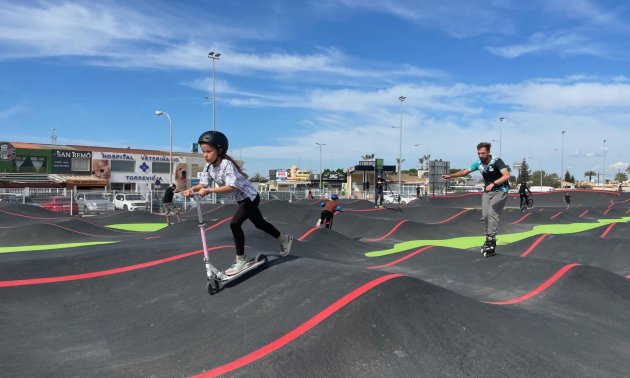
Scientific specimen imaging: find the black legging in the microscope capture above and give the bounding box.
[230,194,281,256]
[520,194,528,207]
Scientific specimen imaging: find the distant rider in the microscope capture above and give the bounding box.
[519,181,532,211]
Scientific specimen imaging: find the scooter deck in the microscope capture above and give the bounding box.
[218,257,266,282]
[206,253,270,295]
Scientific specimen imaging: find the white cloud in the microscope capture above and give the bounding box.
[0,104,28,119]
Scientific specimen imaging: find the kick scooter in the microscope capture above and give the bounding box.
[194,195,267,295]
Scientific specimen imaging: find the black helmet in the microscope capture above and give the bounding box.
[198,131,228,153]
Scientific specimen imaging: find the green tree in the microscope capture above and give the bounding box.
[564,170,572,183]
[250,172,267,182]
[405,168,418,176]
[531,170,561,187]
[584,170,597,182]
[614,172,628,182]
[516,158,531,183]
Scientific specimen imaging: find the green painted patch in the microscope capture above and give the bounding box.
[365,216,630,257]
[106,223,167,232]
[0,241,117,254]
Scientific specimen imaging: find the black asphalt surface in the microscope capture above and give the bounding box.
[1,190,629,377]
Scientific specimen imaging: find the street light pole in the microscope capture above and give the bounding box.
[398,96,406,198]
[498,117,505,158]
[316,143,326,192]
[603,139,607,185]
[154,111,173,185]
[208,51,221,131]
[561,130,566,188]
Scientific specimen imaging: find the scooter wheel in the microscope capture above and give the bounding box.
[254,253,268,264]
[206,278,220,295]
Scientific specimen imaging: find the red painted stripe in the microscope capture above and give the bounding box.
[0,209,69,220]
[520,234,549,257]
[345,208,385,212]
[205,217,232,231]
[49,223,136,238]
[626,208,630,214]
[203,204,226,215]
[428,209,470,224]
[297,227,320,241]
[603,208,611,215]
[510,212,532,225]
[144,236,161,240]
[578,210,589,218]
[485,263,581,305]
[549,211,563,220]
[600,223,617,238]
[195,273,403,378]
[368,246,435,269]
[78,218,138,233]
[0,245,232,288]
[431,192,480,198]
[366,220,408,241]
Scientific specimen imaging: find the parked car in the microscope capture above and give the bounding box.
[74,192,115,214]
[41,196,79,214]
[0,193,41,206]
[113,193,149,211]
[383,193,415,205]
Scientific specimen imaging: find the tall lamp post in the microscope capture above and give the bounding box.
[602,139,607,185]
[498,117,505,157]
[316,142,326,192]
[155,111,173,185]
[208,51,221,131]
[397,96,406,197]
[560,130,566,187]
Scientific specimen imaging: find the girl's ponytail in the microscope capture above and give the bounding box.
[223,154,248,179]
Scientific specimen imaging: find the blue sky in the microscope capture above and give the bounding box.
[1,0,629,180]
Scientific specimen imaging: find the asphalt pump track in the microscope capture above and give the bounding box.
[1,190,630,377]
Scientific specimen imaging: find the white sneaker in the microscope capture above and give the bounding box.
[225,256,249,276]
[280,234,293,256]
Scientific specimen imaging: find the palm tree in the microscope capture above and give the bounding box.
[422,154,431,170]
[584,170,597,182]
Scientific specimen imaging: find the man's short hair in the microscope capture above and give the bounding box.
[477,142,491,151]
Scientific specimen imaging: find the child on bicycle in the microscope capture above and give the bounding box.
[519,181,532,212]
[183,131,293,276]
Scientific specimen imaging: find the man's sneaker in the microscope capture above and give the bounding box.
[280,234,293,256]
[225,256,249,276]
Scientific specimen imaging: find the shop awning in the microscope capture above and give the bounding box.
[49,174,108,186]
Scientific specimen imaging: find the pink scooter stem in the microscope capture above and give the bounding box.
[194,195,221,279]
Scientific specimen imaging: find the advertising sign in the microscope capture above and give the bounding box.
[0,142,16,161]
[51,149,92,174]
[275,169,288,181]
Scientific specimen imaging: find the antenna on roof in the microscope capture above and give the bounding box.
[50,128,57,144]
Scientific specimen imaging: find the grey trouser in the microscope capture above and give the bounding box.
[481,190,507,236]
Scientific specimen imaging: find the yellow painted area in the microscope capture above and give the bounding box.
[0,241,117,254]
[106,223,167,232]
[365,216,630,257]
